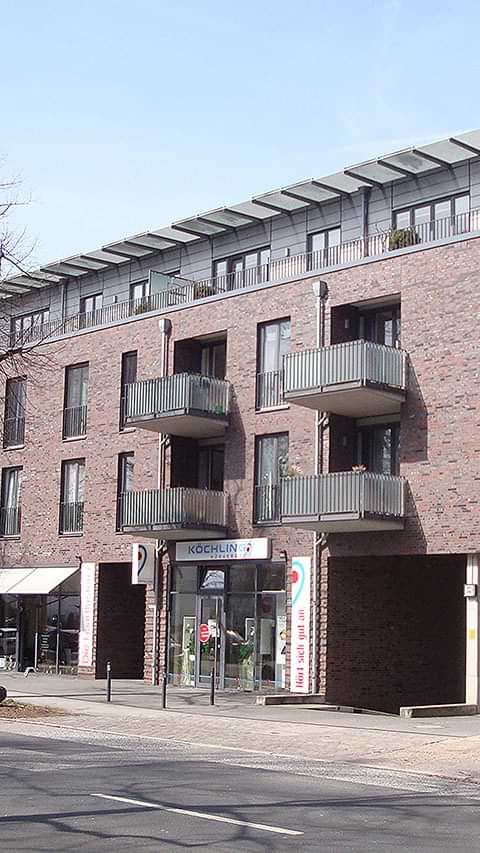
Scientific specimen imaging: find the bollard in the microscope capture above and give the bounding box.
[161,671,167,709]
[106,661,112,702]
[210,668,215,706]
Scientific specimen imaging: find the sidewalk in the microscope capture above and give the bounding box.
[2,672,480,785]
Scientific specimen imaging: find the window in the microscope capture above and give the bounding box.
[213,248,270,292]
[63,364,89,439]
[130,280,150,302]
[116,452,134,530]
[357,423,400,476]
[198,446,224,491]
[11,308,50,346]
[256,319,291,409]
[394,194,470,241]
[359,305,401,348]
[3,378,26,448]
[80,293,103,314]
[119,351,138,429]
[254,433,289,524]
[59,459,85,534]
[0,467,22,536]
[307,227,341,268]
[200,341,226,379]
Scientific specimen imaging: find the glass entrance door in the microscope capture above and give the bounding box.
[196,595,224,688]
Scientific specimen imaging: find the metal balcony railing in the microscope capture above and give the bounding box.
[11,208,480,348]
[256,370,285,409]
[63,405,88,439]
[281,472,405,522]
[284,340,407,396]
[254,484,281,524]
[120,487,226,531]
[3,417,25,448]
[59,501,84,534]
[0,506,21,536]
[125,374,230,423]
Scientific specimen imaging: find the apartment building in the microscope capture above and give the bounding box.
[1,129,480,712]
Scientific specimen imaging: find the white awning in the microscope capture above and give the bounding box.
[0,566,78,595]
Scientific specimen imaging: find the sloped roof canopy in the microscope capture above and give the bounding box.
[4,129,480,298]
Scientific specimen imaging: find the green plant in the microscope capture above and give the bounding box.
[388,227,419,251]
[239,642,254,662]
[194,282,216,299]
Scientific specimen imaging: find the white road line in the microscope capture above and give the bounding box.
[90,793,303,836]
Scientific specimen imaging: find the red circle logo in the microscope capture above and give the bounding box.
[291,569,299,584]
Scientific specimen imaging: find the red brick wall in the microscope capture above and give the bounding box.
[2,236,480,691]
[325,554,466,713]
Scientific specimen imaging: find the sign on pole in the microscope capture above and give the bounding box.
[290,556,311,694]
[132,543,156,585]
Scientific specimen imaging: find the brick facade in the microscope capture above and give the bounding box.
[1,235,479,708]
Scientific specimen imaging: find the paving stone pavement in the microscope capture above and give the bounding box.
[2,673,480,785]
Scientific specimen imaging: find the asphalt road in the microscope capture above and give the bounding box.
[1,723,480,852]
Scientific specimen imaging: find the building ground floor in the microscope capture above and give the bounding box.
[1,542,480,715]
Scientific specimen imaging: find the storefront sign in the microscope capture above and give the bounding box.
[290,556,311,694]
[78,562,96,668]
[176,538,271,562]
[132,543,156,585]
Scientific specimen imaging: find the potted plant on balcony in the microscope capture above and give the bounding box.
[388,227,419,251]
[352,464,367,473]
[194,281,216,299]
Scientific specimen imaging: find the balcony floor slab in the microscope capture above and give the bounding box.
[122,525,227,540]
[124,412,228,438]
[281,514,405,533]
[285,383,405,417]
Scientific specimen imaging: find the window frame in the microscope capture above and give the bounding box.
[119,350,138,430]
[130,279,150,302]
[116,451,135,531]
[80,292,103,315]
[3,377,26,449]
[256,318,291,410]
[59,458,86,535]
[0,466,23,537]
[393,192,470,229]
[253,432,289,525]
[212,247,271,290]
[10,308,50,345]
[63,363,89,440]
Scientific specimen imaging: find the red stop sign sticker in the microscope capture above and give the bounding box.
[199,623,210,642]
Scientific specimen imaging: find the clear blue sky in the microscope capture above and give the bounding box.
[3,0,480,266]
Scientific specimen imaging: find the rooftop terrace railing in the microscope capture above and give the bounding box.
[11,208,480,348]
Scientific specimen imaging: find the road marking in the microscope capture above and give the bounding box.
[90,793,303,836]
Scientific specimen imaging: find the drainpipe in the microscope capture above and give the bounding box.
[311,280,329,695]
[151,318,172,686]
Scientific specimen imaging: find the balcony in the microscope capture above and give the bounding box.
[63,405,88,440]
[59,501,84,535]
[283,340,407,417]
[281,472,405,532]
[120,487,227,540]
[256,370,285,410]
[124,374,230,437]
[0,506,21,537]
[3,417,25,449]
[12,207,480,348]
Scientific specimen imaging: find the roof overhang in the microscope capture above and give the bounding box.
[4,128,480,300]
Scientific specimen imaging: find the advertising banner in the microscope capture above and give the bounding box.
[132,543,156,585]
[78,562,96,668]
[290,556,311,694]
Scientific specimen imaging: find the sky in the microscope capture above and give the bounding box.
[3,0,480,267]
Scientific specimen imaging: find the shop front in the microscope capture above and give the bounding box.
[0,566,80,674]
[168,538,287,692]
